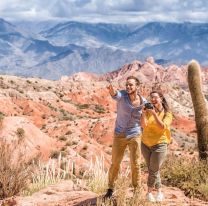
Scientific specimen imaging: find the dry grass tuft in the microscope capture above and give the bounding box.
[83,155,149,206]
[0,140,34,199]
[23,153,74,195]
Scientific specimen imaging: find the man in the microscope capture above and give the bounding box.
[104,76,146,198]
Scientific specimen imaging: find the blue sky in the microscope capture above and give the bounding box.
[0,0,208,23]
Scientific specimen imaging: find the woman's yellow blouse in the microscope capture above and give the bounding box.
[141,111,173,147]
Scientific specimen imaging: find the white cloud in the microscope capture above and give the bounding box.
[0,0,207,23]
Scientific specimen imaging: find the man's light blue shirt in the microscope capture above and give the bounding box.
[112,90,146,138]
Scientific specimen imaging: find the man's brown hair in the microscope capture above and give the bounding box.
[126,76,140,86]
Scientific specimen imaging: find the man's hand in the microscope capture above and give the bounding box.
[106,80,117,96]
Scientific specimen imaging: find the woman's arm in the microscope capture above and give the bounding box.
[147,110,173,129]
[162,112,173,128]
[146,109,165,129]
[140,109,147,128]
[152,111,165,129]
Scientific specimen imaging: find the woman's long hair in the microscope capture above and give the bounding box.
[150,91,170,113]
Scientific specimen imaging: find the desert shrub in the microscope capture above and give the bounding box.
[16,128,25,144]
[82,144,88,150]
[77,103,90,109]
[161,154,208,201]
[61,146,67,151]
[0,112,4,127]
[59,135,67,141]
[0,111,4,121]
[65,140,73,147]
[0,140,34,199]
[59,109,74,121]
[50,150,60,159]
[61,115,74,121]
[65,130,73,135]
[94,104,105,114]
[16,128,25,139]
[41,114,46,119]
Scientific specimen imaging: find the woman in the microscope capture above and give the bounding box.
[141,91,172,202]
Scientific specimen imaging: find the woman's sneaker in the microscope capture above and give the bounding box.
[146,192,155,202]
[155,192,164,202]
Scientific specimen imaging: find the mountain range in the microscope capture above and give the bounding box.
[0,18,208,79]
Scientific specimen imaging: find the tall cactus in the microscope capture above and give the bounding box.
[187,60,208,160]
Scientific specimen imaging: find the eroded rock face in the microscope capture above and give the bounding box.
[0,59,207,165]
[0,116,59,160]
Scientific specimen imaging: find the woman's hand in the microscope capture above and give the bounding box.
[145,108,156,116]
[145,107,165,129]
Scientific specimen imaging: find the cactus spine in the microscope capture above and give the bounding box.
[187,60,208,160]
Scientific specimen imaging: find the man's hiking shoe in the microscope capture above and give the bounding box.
[104,189,113,199]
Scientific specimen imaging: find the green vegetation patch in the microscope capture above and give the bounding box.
[161,155,208,201]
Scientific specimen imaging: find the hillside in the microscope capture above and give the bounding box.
[0,58,208,205]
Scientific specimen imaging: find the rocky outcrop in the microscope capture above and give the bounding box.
[16,180,97,206]
[13,180,208,206]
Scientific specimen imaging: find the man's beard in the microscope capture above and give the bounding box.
[127,89,136,94]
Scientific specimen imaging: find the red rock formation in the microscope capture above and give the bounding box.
[0,58,208,205]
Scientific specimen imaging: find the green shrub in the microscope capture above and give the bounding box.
[77,103,90,109]
[161,155,208,201]
[61,115,74,121]
[94,105,105,114]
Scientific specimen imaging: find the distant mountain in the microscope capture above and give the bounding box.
[0,19,207,79]
[14,20,61,35]
[40,21,131,47]
[120,22,208,64]
[22,46,140,79]
[0,18,17,33]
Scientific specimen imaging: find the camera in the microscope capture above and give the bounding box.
[144,102,154,109]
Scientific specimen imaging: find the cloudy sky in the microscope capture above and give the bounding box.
[0,0,208,23]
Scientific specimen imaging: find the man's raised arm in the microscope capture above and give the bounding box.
[107,83,117,97]
[107,78,117,97]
